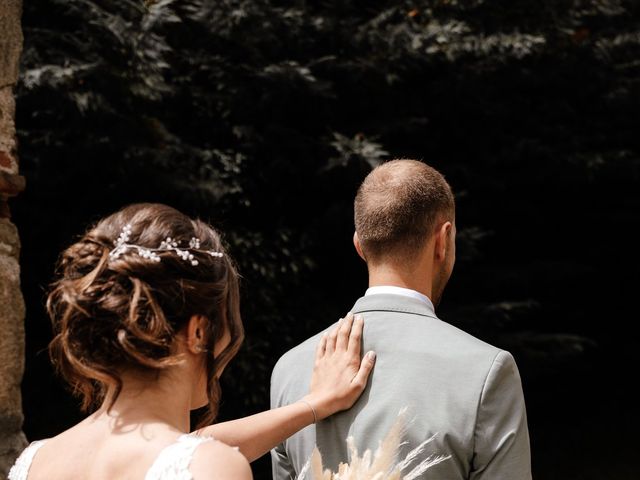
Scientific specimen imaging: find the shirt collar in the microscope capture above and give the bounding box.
[365,285,435,312]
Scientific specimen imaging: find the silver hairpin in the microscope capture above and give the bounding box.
[109,224,224,265]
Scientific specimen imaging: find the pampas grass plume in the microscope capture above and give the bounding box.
[299,409,450,480]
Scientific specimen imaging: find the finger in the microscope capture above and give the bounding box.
[315,332,328,363]
[351,351,376,391]
[347,314,364,354]
[326,319,340,354]
[335,312,354,351]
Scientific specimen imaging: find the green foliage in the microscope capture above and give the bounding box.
[16,0,640,475]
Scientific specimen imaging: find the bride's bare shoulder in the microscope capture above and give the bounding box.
[190,440,252,480]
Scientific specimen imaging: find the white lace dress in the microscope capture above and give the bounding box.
[7,434,214,480]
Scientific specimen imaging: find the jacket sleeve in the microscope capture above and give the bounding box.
[469,350,532,480]
[270,361,297,480]
[271,442,297,480]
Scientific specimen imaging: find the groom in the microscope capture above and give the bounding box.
[270,159,532,479]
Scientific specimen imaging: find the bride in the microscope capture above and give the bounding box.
[9,203,376,480]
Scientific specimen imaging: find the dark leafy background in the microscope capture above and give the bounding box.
[14,0,639,478]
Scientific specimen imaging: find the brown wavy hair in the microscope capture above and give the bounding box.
[47,203,244,427]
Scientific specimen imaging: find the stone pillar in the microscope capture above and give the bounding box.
[0,1,27,478]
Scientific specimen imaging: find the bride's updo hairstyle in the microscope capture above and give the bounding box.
[47,203,244,426]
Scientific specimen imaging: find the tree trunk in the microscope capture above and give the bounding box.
[0,1,27,478]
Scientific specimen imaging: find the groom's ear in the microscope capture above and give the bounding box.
[434,221,453,262]
[353,232,367,262]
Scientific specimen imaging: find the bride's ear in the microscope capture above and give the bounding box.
[186,314,208,354]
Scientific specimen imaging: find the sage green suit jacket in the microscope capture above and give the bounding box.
[270,294,531,479]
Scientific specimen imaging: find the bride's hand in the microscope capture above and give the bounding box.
[302,312,376,422]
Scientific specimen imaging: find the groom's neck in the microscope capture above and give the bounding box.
[367,262,433,300]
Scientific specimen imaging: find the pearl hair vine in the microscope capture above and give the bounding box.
[109,224,224,266]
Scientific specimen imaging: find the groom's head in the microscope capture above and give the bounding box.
[353,159,456,305]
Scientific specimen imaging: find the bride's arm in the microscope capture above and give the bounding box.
[196,313,375,462]
[196,398,321,463]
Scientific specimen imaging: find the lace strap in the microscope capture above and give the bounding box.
[145,434,214,480]
[7,440,47,480]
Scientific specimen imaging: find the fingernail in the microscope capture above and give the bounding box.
[368,351,376,361]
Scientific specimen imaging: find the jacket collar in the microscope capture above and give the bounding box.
[350,293,438,320]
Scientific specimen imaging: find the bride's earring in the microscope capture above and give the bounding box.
[194,326,206,353]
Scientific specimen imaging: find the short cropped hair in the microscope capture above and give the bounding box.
[354,159,455,261]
